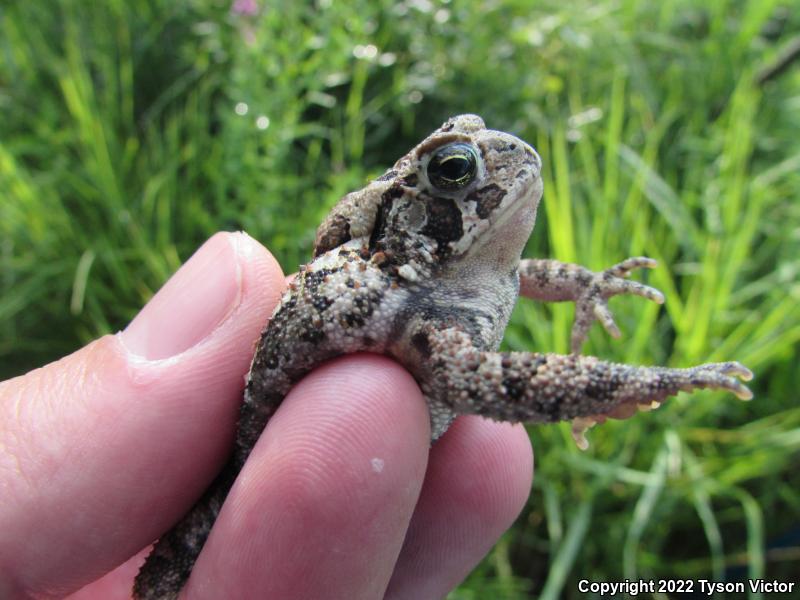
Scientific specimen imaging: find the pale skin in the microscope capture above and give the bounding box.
[0,232,533,600]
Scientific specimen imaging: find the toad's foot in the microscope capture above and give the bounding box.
[519,257,665,353]
[570,361,753,449]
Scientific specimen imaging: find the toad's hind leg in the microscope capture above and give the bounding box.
[133,388,281,599]
[132,461,237,600]
[427,327,752,448]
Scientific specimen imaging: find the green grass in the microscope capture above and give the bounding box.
[2,0,799,597]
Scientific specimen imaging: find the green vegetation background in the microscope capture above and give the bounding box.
[2,0,799,597]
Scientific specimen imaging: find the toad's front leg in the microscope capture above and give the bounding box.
[427,328,752,449]
[518,257,664,353]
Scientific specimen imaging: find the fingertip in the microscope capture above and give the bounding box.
[385,416,533,600]
[229,230,286,305]
[429,417,533,529]
[120,231,283,361]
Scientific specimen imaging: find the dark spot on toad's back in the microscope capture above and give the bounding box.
[377,169,398,182]
[305,268,332,288]
[312,295,333,312]
[300,324,325,344]
[344,312,365,327]
[503,375,526,400]
[492,141,517,153]
[411,331,431,358]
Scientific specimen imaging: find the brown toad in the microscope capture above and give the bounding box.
[134,114,752,598]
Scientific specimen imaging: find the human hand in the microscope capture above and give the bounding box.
[0,232,533,599]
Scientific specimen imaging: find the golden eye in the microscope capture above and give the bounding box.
[427,143,478,190]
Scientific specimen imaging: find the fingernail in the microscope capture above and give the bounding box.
[120,233,242,360]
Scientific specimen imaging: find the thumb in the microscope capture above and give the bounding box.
[0,232,284,599]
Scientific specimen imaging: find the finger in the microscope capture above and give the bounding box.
[607,256,657,277]
[714,361,754,381]
[384,416,533,600]
[186,355,430,600]
[605,279,665,304]
[677,363,754,400]
[593,301,621,338]
[0,232,285,598]
[570,300,594,354]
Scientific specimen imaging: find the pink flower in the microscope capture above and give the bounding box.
[231,0,258,16]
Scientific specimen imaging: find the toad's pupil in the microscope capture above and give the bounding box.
[427,143,478,189]
[443,156,471,180]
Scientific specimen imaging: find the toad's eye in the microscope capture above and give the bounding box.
[427,143,478,190]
